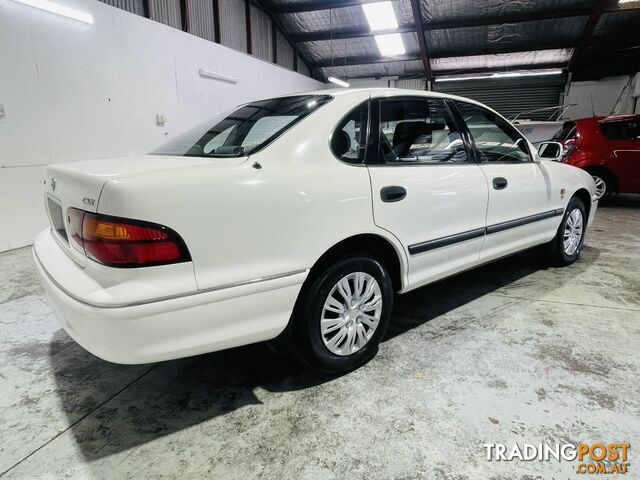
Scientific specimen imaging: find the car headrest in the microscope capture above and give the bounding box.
[331,130,352,157]
[392,121,445,148]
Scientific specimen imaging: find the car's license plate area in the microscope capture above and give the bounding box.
[47,197,68,243]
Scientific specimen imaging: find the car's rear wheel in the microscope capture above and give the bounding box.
[292,256,393,374]
[548,197,586,266]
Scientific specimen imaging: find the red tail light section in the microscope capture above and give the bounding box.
[67,209,190,267]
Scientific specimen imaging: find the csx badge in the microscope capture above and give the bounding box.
[83,197,96,206]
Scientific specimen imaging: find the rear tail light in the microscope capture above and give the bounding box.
[67,209,190,267]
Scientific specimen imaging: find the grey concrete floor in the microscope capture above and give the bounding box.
[1,196,639,480]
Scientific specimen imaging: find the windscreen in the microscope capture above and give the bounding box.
[151,95,332,158]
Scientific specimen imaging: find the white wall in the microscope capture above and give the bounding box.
[564,75,638,119]
[0,0,322,252]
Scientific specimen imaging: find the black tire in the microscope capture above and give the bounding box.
[548,197,587,267]
[291,255,393,375]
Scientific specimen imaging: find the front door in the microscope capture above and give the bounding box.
[452,100,558,262]
[366,96,489,290]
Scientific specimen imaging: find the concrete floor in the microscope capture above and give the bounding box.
[1,196,639,480]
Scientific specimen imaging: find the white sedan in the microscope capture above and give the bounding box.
[34,88,597,374]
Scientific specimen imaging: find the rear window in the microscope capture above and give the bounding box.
[599,119,640,140]
[152,95,332,157]
[553,121,577,141]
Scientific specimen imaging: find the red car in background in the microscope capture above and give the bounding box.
[554,114,640,199]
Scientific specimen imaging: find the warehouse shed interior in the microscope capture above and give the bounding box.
[0,0,639,478]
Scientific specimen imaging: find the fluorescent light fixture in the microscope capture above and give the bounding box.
[374,33,406,56]
[328,76,350,88]
[435,69,564,82]
[199,69,238,84]
[362,1,398,31]
[618,0,637,3]
[11,0,93,24]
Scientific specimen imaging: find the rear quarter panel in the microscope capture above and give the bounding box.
[97,92,407,291]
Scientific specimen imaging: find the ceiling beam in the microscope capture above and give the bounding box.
[291,7,593,43]
[409,0,431,82]
[568,0,619,72]
[310,42,575,68]
[337,63,568,80]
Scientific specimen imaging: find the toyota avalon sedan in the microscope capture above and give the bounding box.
[34,88,598,374]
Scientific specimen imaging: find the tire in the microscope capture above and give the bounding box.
[292,255,394,374]
[589,171,612,200]
[548,197,587,267]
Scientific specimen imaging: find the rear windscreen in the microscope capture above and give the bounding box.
[151,95,332,158]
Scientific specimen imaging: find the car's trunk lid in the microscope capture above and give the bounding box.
[44,154,245,264]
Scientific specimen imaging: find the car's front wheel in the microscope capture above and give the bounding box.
[548,197,587,266]
[292,256,393,374]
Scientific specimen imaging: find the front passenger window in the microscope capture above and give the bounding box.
[455,101,531,163]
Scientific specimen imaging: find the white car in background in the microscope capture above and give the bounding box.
[34,88,597,374]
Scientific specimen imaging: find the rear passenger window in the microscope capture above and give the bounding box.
[455,101,531,163]
[600,120,640,140]
[331,103,369,164]
[377,97,468,164]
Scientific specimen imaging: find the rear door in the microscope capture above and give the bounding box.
[366,95,489,290]
[600,118,640,192]
[452,100,558,262]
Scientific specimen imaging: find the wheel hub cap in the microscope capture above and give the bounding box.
[320,272,383,356]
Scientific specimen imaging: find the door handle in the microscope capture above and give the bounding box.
[380,186,406,203]
[492,177,508,190]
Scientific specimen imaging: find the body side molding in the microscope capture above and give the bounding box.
[408,209,564,256]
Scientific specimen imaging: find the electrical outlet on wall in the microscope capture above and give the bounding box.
[155,114,166,126]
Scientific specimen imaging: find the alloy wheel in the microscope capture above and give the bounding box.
[591,175,607,200]
[320,272,383,356]
[563,208,584,256]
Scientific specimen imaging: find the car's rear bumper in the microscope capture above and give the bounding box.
[33,230,306,364]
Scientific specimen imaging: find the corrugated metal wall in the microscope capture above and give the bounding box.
[148,0,182,30]
[276,30,294,70]
[297,55,310,77]
[434,76,565,120]
[188,0,216,42]
[395,78,426,90]
[98,0,311,77]
[251,5,272,62]
[220,0,247,52]
[100,0,144,16]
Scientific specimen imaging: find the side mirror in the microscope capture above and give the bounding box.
[537,141,563,161]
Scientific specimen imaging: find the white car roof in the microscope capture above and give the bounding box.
[296,87,490,109]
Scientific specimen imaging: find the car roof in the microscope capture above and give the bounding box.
[573,114,640,124]
[279,87,487,107]
[315,87,486,104]
[599,114,640,123]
